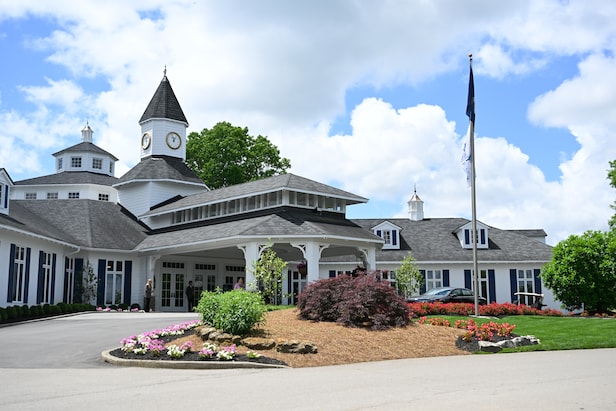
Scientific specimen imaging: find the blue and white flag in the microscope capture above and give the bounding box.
[461,134,471,187]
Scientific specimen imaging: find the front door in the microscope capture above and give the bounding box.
[160,271,186,312]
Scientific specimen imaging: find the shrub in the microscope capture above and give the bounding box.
[42,304,52,315]
[12,305,23,319]
[196,289,266,336]
[56,302,69,314]
[30,305,42,317]
[297,275,354,322]
[408,301,565,317]
[21,305,31,318]
[0,307,7,322]
[297,273,410,330]
[6,306,17,320]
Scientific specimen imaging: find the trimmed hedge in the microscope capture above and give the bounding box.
[0,302,97,323]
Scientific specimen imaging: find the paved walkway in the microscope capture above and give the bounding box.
[1,312,615,410]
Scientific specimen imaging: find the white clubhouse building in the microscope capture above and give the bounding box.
[0,74,558,311]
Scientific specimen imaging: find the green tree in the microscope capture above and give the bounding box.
[251,246,288,305]
[608,160,616,230]
[75,261,97,305]
[394,253,424,299]
[541,230,616,313]
[186,121,291,189]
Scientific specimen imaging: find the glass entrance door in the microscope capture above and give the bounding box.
[161,271,186,311]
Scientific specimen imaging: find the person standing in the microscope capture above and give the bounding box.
[234,277,245,290]
[144,278,153,312]
[186,281,195,312]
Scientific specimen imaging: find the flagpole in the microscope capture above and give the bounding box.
[467,54,480,316]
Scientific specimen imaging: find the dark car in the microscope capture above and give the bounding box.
[407,287,487,305]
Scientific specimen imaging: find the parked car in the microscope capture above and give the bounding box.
[406,287,487,305]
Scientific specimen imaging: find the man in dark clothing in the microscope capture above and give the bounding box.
[186,281,195,312]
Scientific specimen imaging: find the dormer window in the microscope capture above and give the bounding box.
[92,158,103,170]
[71,157,82,168]
[57,158,63,170]
[372,221,401,250]
[457,222,489,249]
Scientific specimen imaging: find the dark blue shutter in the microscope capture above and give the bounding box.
[419,270,426,294]
[97,259,106,306]
[37,251,45,304]
[392,230,397,246]
[123,261,132,305]
[7,244,16,302]
[74,259,84,303]
[488,269,496,303]
[480,229,486,245]
[376,230,382,238]
[4,185,8,208]
[510,269,518,303]
[533,269,542,294]
[443,270,450,287]
[24,248,31,303]
[50,253,57,304]
[464,269,472,289]
[464,229,470,244]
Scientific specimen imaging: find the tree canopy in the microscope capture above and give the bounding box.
[186,121,291,189]
[541,230,616,313]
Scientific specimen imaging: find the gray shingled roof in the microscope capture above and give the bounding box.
[137,207,381,251]
[115,156,205,186]
[143,173,367,215]
[139,75,188,125]
[15,171,119,186]
[349,218,553,262]
[6,200,148,249]
[52,141,118,160]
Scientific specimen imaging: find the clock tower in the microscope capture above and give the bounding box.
[139,69,188,161]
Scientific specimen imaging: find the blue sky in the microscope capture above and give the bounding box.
[0,1,614,245]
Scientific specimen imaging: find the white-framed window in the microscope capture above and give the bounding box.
[478,269,489,301]
[425,270,442,290]
[71,157,82,168]
[462,227,488,248]
[68,192,80,199]
[98,193,109,201]
[47,192,58,199]
[517,269,535,305]
[109,163,114,174]
[40,252,53,304]
[11,245,27,303]
[65,258,75,303]
[105,260,124,306]
[57,158,63,170]
[92,158,102,169]
[25,192,37,199]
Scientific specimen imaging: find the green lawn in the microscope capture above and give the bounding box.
[435,315,616,352]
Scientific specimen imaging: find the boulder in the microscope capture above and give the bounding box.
[276,340,318,354]
[242,337,276,350]
[478,341,502,353]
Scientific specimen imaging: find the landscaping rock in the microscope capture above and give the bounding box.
[198,326,217,340]
[242,337,276,350]
[276,339,318,354]
[478,341,503,353]
[478,335,540,353]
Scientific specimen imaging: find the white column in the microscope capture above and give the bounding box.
[237,242,260,290]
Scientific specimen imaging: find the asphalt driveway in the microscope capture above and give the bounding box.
[0,312,615,410]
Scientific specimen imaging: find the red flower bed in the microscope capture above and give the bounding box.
[407,301,564,318]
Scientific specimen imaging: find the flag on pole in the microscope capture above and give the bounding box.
[466,66,475,122]
[461,134,471,187]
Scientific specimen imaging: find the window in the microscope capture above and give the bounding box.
[40,252,53,304]
[57,158,63,170]
[109,163,114,174]
[517,269,535,305]
[47,192,59,199]
[25,192,37,200]
[65,258,75,303]
[92,158,102,169]
[382,230,392,245]
[68,192,80,199]
[425,270,442,290]
[207,275,216,292]
[10,245,27,303]
[105,260,124,305]
[478,270,489,301]
[71,157,82,168]
[98,193,109,201]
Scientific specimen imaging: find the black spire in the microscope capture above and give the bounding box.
[139,70,188,125]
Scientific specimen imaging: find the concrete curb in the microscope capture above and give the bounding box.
[101,349,288,369]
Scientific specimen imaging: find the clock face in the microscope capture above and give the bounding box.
[166,132,182,149]
[141,132,151,149]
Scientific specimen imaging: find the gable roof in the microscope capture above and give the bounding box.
[350,218,553,262]
[6,200,148,250]
[15,171,119,186]
[143,173,367,216]
[114,156,205,186]
[139,74,188,125]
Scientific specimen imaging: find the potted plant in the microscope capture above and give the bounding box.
[297,261,307,275]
